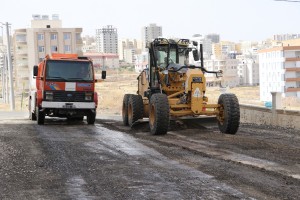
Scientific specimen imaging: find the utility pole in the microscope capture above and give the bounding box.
[3,22,15,110]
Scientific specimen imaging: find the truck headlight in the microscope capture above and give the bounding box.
[45,91,53,100]
[85,92,92,101]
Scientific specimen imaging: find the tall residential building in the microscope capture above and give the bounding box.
[141,23,162,49]
[273,34,300,41]
[236,54,259,86]
[82,35,96,53]
[203,59,239,87]
[118,38,143,63]
[191,34,212,60]
[95,25,118,54]
[258,46,300,101]
[205,33,220,43]
[212,41,236,59]
[13,14,83,92]
[135,51,148,73]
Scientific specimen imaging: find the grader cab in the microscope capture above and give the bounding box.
[122,38,240,135]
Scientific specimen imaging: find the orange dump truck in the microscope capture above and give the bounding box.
[28,53,106,125]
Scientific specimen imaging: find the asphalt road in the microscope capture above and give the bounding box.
[0,114,299,199]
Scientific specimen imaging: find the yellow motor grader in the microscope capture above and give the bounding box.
[122,38,240,135]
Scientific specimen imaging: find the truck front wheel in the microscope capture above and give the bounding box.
[87,111,96,124]
[36,107,45,125]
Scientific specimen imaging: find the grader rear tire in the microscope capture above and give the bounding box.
[122,94,131,126]
[217,93,240,134]
[128,95,144,127]
[149,93,169,135]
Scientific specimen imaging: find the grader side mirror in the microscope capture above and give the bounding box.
[193,50,200,61]
[33,65,38,77]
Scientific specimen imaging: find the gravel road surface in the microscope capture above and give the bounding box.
[0,115,299,199]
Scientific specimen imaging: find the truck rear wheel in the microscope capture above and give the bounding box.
[87,111,96,124]
[30,112,37,121]
[149,93,169,135]
[217,93,240,134]
[128,94,144,127]
[122,94,131,126]
[28,98,36,120]
[36,107,45,125]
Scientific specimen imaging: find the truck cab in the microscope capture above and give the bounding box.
[28,53,106,125]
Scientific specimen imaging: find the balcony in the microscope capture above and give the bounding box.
[16,50,28,56]
[285,57,300,62]
[285,77,300,82]
[286,87,300,92]
[285,67,300,72]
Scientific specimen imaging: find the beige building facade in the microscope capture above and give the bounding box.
[13,14,83,92]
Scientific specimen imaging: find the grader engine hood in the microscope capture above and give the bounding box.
[185,69,206,114]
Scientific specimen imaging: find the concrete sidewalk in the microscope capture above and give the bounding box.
[0,111,28,120]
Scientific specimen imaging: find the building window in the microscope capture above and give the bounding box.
[76,33,81,41]
[51,33,57,40]
[38,46,45,52]
[64,45,71,52]
[64,33,71,40]
[51,46,58,52]
[38,34,44,41]
[16,34,26,42]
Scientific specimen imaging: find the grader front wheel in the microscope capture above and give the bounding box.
[149,93,170,135]
[128,95,144,126]
[217,93,240,134]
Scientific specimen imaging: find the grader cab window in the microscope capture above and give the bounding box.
[156,48,177,69]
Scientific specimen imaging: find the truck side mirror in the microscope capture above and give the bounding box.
[193,50,200,61]
[33,65,38,76]
[101,71,106,79]
[192,41,198,46]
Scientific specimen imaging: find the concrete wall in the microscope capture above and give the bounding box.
[240,104,300,130]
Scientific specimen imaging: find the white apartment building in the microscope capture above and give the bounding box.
[259,46,300,101]
[236,54,259,86]
[203,59,239,87]
[13,14,83,92]
[134,51,148,73]
[95,25,118,54]
[118,38,143,62]
[84,53,119,69]
[123,49,136,64]
[191,34,213,59]
[141,23,162,49]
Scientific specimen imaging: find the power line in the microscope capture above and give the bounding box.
[274,0,300,2]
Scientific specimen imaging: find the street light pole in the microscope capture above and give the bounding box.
[3,22,15,110]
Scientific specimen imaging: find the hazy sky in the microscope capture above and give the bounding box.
[1,0,299,42]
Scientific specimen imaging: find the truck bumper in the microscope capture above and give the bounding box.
[41,101,96,109]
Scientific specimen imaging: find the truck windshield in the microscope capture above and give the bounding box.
[45,60,93,82]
